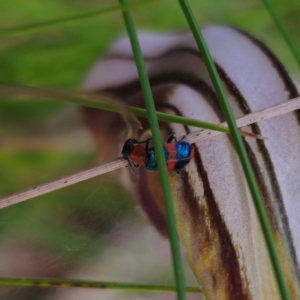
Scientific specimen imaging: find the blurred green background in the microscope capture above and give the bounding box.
[0,0,299,299]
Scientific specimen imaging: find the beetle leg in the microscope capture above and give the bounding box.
[127,160,139,176]
[135,137,152,145]
[174,168,181,174]
[145,137,152,150]
[166,134,177,143]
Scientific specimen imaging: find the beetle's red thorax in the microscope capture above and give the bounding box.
[130,145,147,165]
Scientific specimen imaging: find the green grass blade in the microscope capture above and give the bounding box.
[291,0,300,23]
[0,277,201,293]
[0,0,156,39]
[177,0,292,299]
[0,82,240,135]
[134,108,236,134]
[118,1,186,299]
[262,0,300,68]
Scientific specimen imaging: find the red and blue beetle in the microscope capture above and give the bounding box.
[122,135,194,173]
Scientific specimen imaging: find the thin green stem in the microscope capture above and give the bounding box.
[0,82,247,135]
[262,0,300,68]
[134,108,232,133]
[177,0,292,299]
[118,1,186,299]
[0,277,201,293]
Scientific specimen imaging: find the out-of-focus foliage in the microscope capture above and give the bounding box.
[0,0,299,299]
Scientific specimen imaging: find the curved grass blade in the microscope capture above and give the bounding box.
[0,82,265,139]
[177,0,292,299]
[0,0,157,40]
[0,277,201,293]
[118,1,186,299]
[262,0,300,68]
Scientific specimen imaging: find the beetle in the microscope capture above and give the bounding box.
[122,135,194,173]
